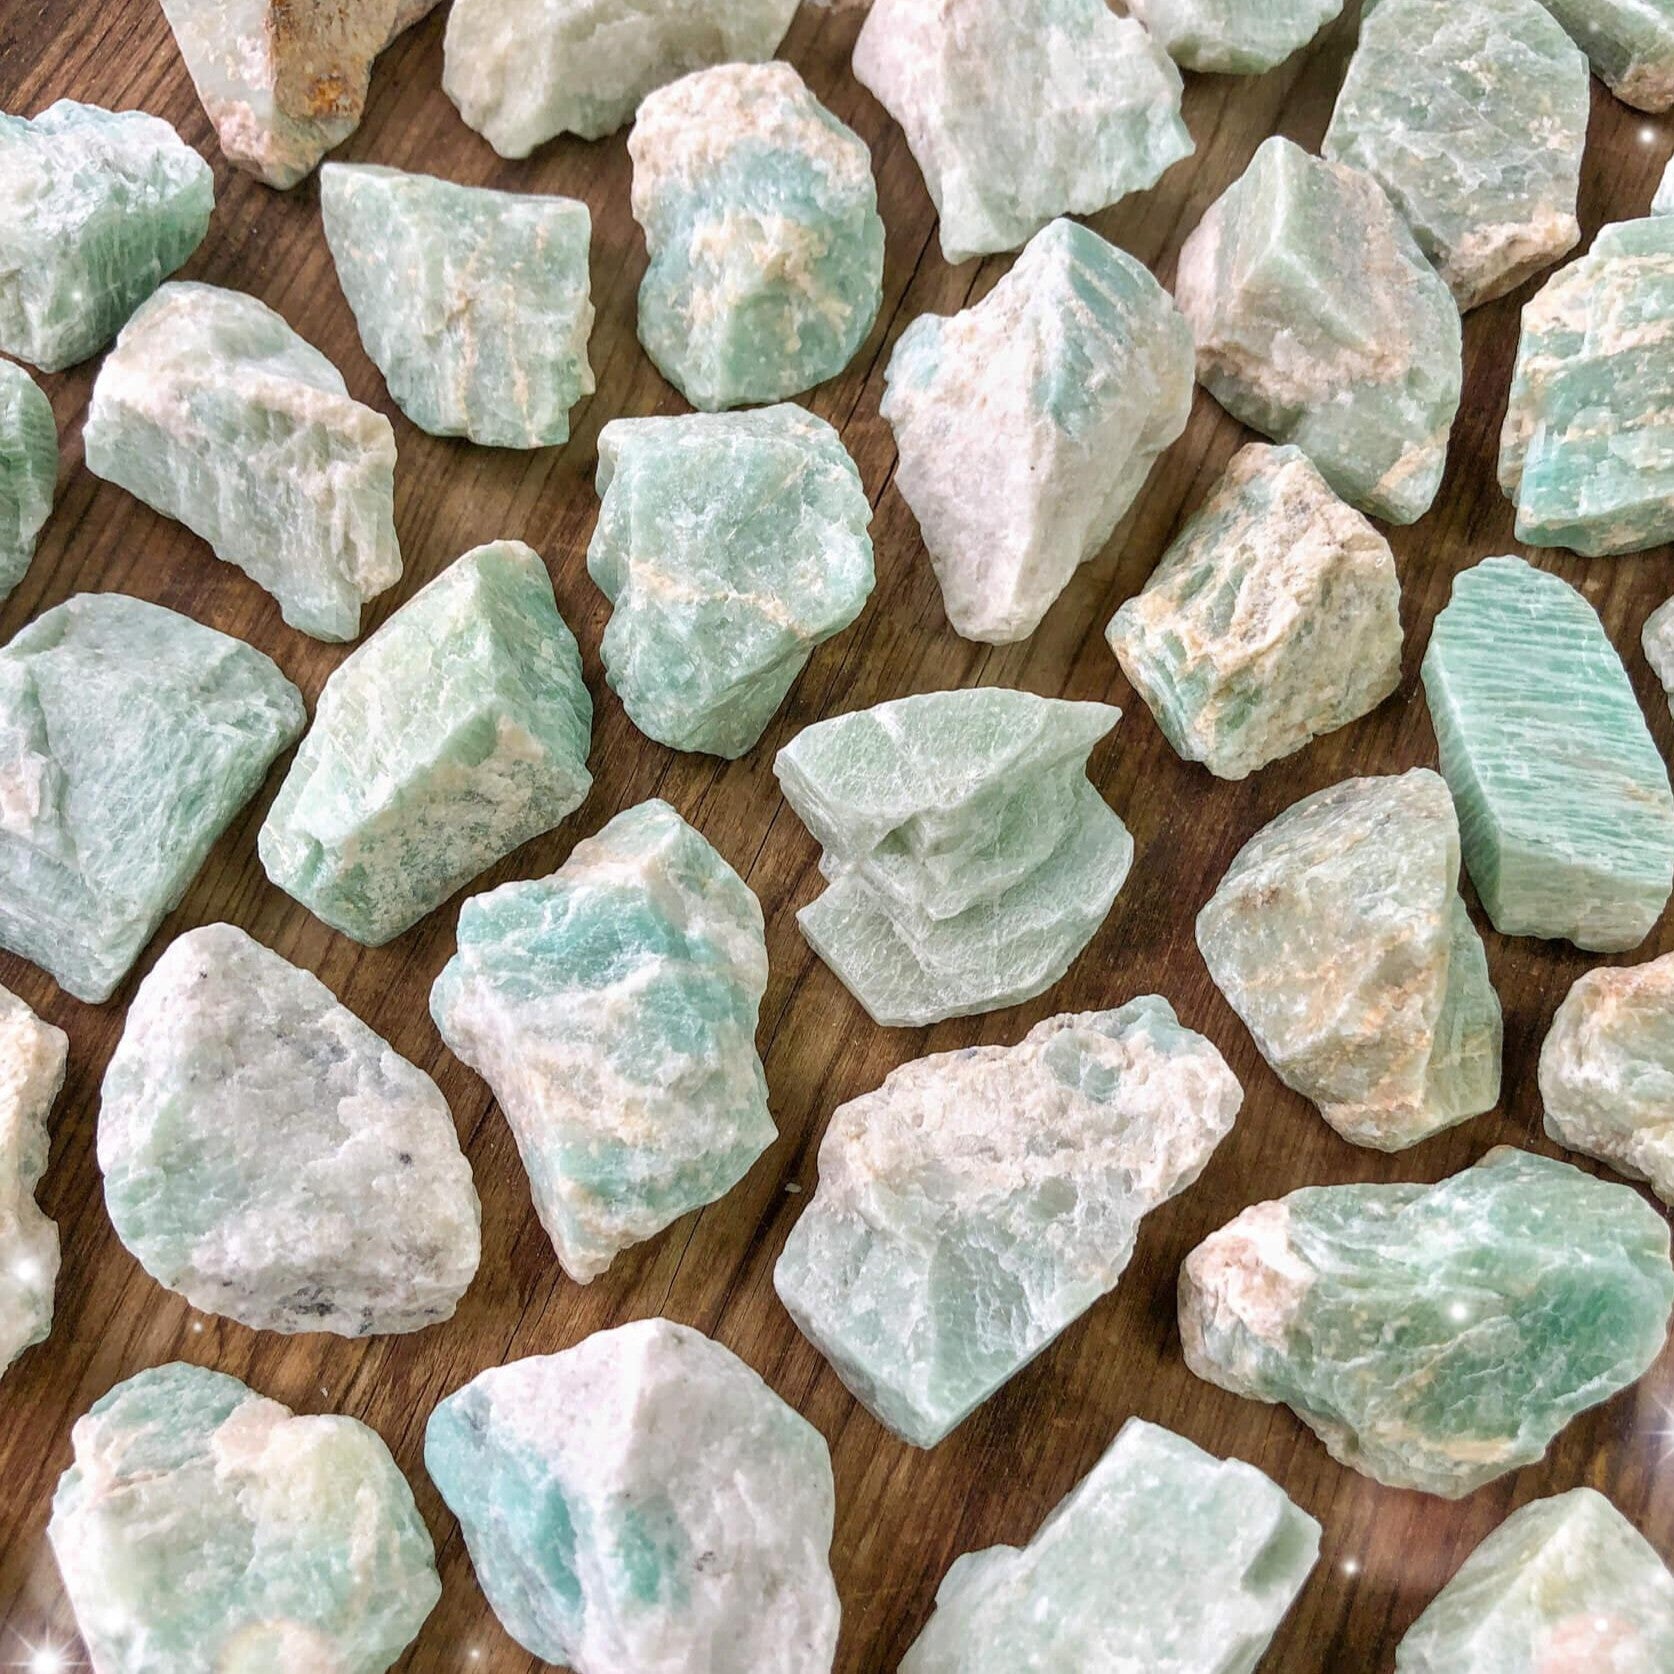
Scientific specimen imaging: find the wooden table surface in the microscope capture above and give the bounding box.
[3,3,1673,1670]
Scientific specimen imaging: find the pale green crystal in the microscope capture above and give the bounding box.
[321,163,595,449]
[0,363,55,602]
[774,689,1132,1026]
[85,281,401,642]
[261,540,592,946]
[1423,556,1674,951]
[900,1419,1319,1672]
[854,0,1193,265]
[1537,0,1674,111]
[0,100,212,372]
[430,800,774,1284]
[1180,1146,1674,1497]
[775,997,1241,1448]
[50,1362,439,1674]
[1127,0,1343,73]
[0,593,304,1003]
[1175,135,1463,524]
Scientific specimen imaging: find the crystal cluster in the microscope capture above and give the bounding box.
[1128,0,1343,73]
[0,363,55,602]
[1537,0,1674,111]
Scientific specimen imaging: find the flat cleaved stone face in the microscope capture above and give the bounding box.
[50,1362,440,1674]
[589,407,874,757]
[1175,135,1463,525]
[0,593,305,1004]
[0,100,213,373]
[425,1320,840,1674]
[260,540,593,946]
[883,219,1194,645]
[1536,0,1674,112]
[100,924,481,1336]
[84,282,401,643]
[1180,1146,1674,1498]
[629,62,885,412]
[1423,556,1674,951]
[854,0,1193,265]
[430,800,775,1284]
[0,363,55,603]
[775,997,1241,1448]
[899,1419,1319,1672]
[1127,0,1344,73]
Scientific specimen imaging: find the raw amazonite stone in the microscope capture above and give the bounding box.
[0,100,212,372]
[431,800,775,1284]
[444,0,799,156]
[426,1320,840,1674]
[854,0,1193,265]
[589,406,874,757]
[883,219,1194,645]
[775,997,1241,1447]
[261,541,593,946]
[1646,592,1674,708]
[1127,0,1343,73]
[321,162,595,449]
[0,363,55,602]
[774,689,1132,1026]
[1396,1489,1674,1672]
[1109,443,1402,779]
[0,593,304,1003]
[1324,0,1588,311]
[101,923,481,1335]
[1176,135,1463,524]
[85,281,401,642]
[1180,1146,1674,1497]
[899,1418,1319,1672]
[1197,770,1501,1150]
[1537,0,1674,111]
[50,1362,440,1673]
[1423,556,1674,951]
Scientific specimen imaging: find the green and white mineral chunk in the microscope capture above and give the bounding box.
[85,282,401,642]
[426,1320,840,1674]
[1423,556,1674,951]
[1176,135,1463,524]
[1127,0,1343,73]
[775,997,1241,1448]
[261,540,592,945]
[883,219,1194,645]
[0,100,212,372]
[50,1362,440,1674]
[589,406,874,756]
[774,689,1132,1026]
[0,363,55,602]
[899,1418,1319,1672]
[1537,0,1674,111]
[1180,1146,1674,1497]
[431,800,774,1284]
[321,163,595,449]
[1109,443,1402,779]
[1197,770,1500,1150]
[0,594,304,1003]
[630,62,885,411]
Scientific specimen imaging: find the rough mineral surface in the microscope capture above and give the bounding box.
[431,800,775,1284]
[1197,770,1500,1150]
[0,987,66,1381]
[1324,0,1588,311]
[1646,593,1674,710]
[1395,1488,1674,1673]
[774,689,1132,1027]
[1423,556,1674,951]
[630,62,884,411]
[854,0,1193,265]
[426,1320,840,1674]
[1175,135,1463,524]
[444,0,799,156]
[84,281,401,642]
[883,219,1194,645]
[261,541,593,946]
[775,997,1241,1448]
[1537,0,1674,112]
[50,1362,440,1674]
[321,163,594,449]
[0,363,55,602]
[0,100,213,372]
[1109,443,1402,779]
[589,407,874,757]
[1180,1146,1674,1497]
[101,924,479,1336]
[899,1419,1319,1672]
[1128,0,1343,73]
[0,593,304,1003]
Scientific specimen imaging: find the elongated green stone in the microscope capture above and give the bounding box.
[1128,0,1343,73]
[0,363,55,602]
[1537,0,1674,111]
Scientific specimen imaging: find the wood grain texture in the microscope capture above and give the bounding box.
[3,3,1673,1669]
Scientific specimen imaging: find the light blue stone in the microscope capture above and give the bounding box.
[1537,0,1674,111]
[1129,0,1343,73]
[0,363,55,603]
